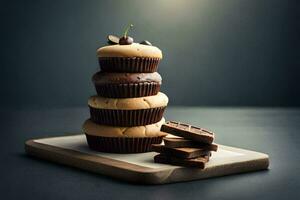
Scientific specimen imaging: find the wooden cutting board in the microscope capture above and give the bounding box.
[25,134,269,184]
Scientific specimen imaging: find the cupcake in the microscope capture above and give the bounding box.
[97,43,162,73]
[97,25,162,72]
[88,92,168,126]
[83,118,167,153]
[92,72,162,98]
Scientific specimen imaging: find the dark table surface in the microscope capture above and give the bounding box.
[2,106,300,200]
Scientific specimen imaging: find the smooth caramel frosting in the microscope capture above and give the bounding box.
[97,43,162,58]
[88,92,168,110]
[83,118,167,137]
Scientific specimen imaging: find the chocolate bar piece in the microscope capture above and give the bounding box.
[161,121,214,144]
[163,137,218,150]
[154,154,210,168]
[152,144,211,159]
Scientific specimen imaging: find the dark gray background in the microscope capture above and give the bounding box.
[1,0,299,108]
[1,1,300,199]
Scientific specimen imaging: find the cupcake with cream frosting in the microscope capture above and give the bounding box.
[88,92,168,126]
[83,118,167,153]
[97,24,162,72]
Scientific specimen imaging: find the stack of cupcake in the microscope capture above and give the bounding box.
[82,25,169,153]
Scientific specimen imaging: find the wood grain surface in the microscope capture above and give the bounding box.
[25,134,269,184]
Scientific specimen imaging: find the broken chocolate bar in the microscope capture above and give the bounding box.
[154,154,210,168]
[161,121,215,144]
[163,137,218,150]
[152,144,211,159]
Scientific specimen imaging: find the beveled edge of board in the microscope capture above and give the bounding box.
[25,135,269,185]
[25,138,176,184]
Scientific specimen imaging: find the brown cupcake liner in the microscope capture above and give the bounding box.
[85,133,164,153]
[98,57,160,73]
[94,82,161,98]
[89,106,166,126]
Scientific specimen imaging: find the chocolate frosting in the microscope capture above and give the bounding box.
[92,72,162,85]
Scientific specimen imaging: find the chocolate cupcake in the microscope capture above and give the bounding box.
[97,43,162,72]
[88,92,168,126]
[92,72,162,98]
[83,118,167,153]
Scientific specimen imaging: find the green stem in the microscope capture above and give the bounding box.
[123,24,133,37]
